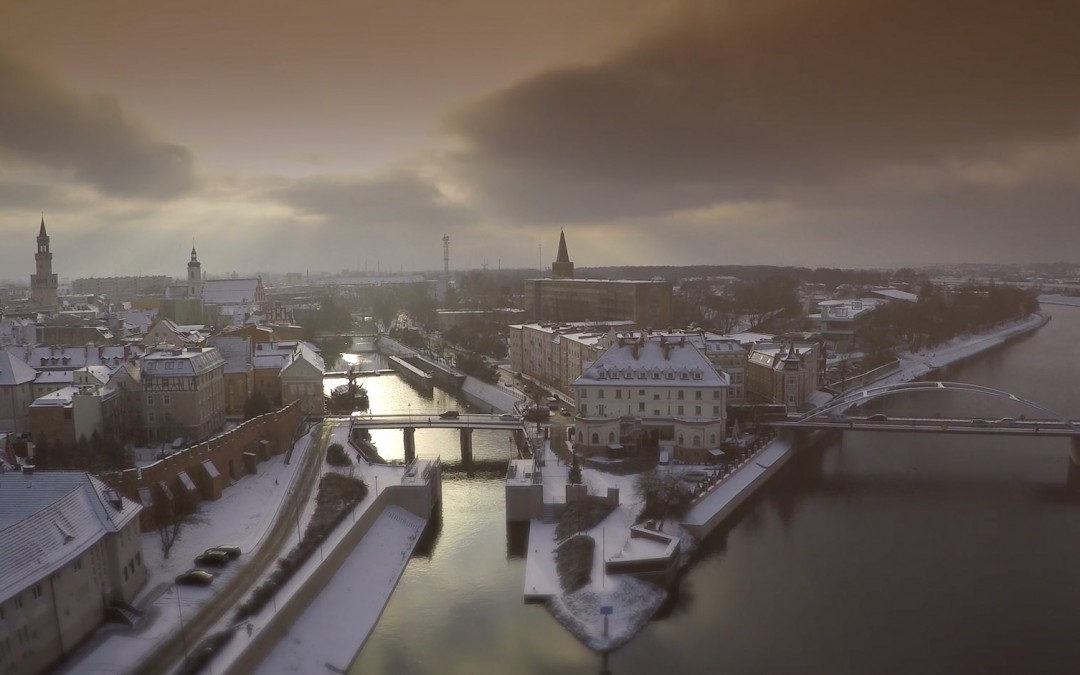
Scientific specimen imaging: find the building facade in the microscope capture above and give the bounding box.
[572,333,728,462]
[745,341,822,411]
[0,472,144,675]
[141,347,226,443]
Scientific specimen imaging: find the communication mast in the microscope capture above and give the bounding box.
[443,234,450,276]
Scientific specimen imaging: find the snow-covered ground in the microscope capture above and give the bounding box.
[63,426,319,673]
[255,506,426,673]
[865,312,1048,389]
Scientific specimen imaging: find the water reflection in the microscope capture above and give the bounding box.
[352,306,1080,674]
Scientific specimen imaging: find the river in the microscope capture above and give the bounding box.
[345,307,1080,674]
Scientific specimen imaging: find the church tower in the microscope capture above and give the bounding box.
[187,244,202,298]
[30,216,59,311]
[551,229,575,279]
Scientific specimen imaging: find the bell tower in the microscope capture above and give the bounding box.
[30,216,59,311]
[187,243,202,298]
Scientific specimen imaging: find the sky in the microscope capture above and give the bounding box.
[2,0,1080,282]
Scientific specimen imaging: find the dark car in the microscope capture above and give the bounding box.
[867,414,889,422]
[439,410,460,419]
[176,569,215,586]
[499,413,520,421]
[195,550,230,567]
[211,545,242,559]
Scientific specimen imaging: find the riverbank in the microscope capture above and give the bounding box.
[529,311,1053,654]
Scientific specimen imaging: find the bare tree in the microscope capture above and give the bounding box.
[153,485,203,559]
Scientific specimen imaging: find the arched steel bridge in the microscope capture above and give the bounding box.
[769,381,1080,437]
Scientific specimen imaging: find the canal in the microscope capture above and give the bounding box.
[346,308,1080,674]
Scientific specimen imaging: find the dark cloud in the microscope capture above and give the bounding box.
[0,50,197,200]
[270,170,473,228]
[446,0,1080,223]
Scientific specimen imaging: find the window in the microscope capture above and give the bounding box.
[31,585,42,600]
[580,404,587,415]
[638,389,645,396]
[164,395,170,405]
[713,406,720,415]
[710,434,717,445]
[608,432,615,443]
[677,391,684,400]
[615,390,622,399]
[695,391,702,400]
[639,402,645,412]
[692,435,701,447]
[653,394,660,400]
[677,405,684,415]
[147,395,154,405]
[678,433,684,445]
[591,433,600,444]
[695,406,701,416]
[598,390,604,399]
[713,390,720,400]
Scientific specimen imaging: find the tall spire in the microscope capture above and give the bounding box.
[38,215,47,238]
[551,229,575,279]
[556,229,570,263]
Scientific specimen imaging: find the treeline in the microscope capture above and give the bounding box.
[31,431,132,471]
[859,284,1039,367]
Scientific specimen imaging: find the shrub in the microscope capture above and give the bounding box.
[556,535,595,592]
[556,499,614,541]
[326,442,352,466]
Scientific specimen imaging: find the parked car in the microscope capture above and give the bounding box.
[209,545,241,560]
[195,550,231,567]
[867,414,889,422]
[499,413,520,421]
[971,419,990,427]
[176,569,215,586]
[997,417,1016,426]
[439,410,460,419]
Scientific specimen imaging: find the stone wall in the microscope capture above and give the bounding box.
[107,402,303,526]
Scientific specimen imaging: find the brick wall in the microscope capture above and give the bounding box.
[107,402,303,526]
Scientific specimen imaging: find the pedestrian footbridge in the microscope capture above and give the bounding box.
[347,413,526,463]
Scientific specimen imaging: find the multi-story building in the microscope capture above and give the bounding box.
[0,471,144,675]
[746,341,822,411]
[141,346,226,443]
[206,336,253,414]
[523,230,673,327]
[251,341,325,415]
[812,299,880,351]
[572,333,728,462]
[28,381,123,448]
[0,351,36,433]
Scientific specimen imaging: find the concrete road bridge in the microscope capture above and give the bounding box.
[346,413,526,463]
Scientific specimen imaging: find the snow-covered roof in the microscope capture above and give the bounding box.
[202,279,261,305]
[35,370,74,385]
[253,341,324,375]
[0,351,39,386]
[142,346,225,377]
[0,471,141,604]
[574,336,728,387]
[206,336,252,374]
[871,288,919,303]
[3,345,138,372]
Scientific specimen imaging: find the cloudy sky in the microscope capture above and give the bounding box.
[2,0,1079,282]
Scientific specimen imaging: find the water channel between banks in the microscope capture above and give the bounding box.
[343,309,1080,674]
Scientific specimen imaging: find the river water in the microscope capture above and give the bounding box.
[345,308,1080,674]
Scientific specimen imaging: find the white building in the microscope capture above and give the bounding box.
[572,333,728,462]
[0,471,145,675]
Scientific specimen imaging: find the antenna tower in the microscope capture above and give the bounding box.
[443,234,450,276]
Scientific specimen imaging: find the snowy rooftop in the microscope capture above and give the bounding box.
[202,278,262,305]
[575,336,728,387]
[207,335,252,374]
[0,471,141,604]
[142,346,225,376]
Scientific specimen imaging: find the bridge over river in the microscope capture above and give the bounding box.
[769,381,1080,462]
[346,413,527,463]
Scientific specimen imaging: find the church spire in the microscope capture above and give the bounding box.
[39,215,47,238]
[551,229,575,279]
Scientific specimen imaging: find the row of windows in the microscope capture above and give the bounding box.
[580,403,722,417]
[579,431,720,447]
[595,370,704,381]
[582,388,723,401]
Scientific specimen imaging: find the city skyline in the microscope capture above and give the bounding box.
[3,0,1080,279]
